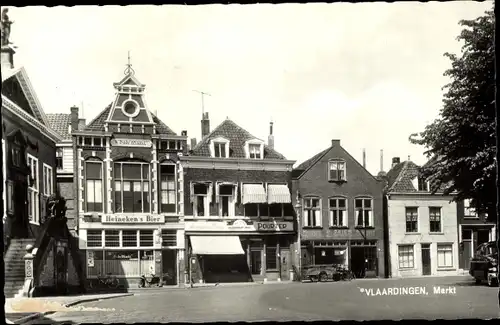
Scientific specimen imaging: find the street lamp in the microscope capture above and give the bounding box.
[294,190,302,281]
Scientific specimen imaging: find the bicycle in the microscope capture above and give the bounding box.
[87,273,119,289]
[355,268,367,279]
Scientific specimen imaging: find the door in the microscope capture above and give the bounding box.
[280,249,290,280]
[55,241,68,294]
[162,250,177,285]
[461,229,473,269]
[477,230,490,246]
[250,250,262,275]
[421,244,431,275]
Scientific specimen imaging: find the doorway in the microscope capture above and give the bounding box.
[55,241,68,295]
[461,229,472,269]
[280,249,290,280]
[477,230,490,246]
[162,249,177,285]
[421,244,431,276]
[250,251,262,275]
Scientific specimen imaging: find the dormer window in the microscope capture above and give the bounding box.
[209,137,230,158]
[417,177,429,191]
[328,159,346,181]
[244,139,264,160]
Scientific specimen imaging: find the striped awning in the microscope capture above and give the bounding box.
[267,184,291,204]
[190,236,245,255]
[242,184,267,204]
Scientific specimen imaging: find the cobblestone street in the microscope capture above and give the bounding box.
[24,276,499,323]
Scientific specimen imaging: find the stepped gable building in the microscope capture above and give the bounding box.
[76,61,188,287]
[180,117,297,284]
[292,140,386,278]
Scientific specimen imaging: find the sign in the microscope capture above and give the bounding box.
[25,259,33,279]
[110,138,152,148]
[303,228,376,240]
[102,215,163,224]
[185,220,294,233]
[87,251,95,267]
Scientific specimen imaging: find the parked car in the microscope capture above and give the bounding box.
[469,241,498,287]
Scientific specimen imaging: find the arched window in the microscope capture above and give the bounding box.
[113,159,151,213]
[85,159,103,213]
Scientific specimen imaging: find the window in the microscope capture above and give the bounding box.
[43,164,53,196]
[429,207,442,233]
[437,244,453,268]
[85,160,103,212]
[218,183,235,217]
[464,199,477,218]
[162,230,177,247]
[329,197,347,227]
[214,142,227,158]
[6,181,14,215]
[27,154,39,223]
[405,207,418,233]
[398,245,414,269]
[160,164,176,213]
[328,160,346,181]
[84,137,92,146]
[249,144,261,159]
[418,177,429,191]
[114,162,151,213]
[355,198,373,227]
[87,230,103,247]
[56,148,63,170]
[303,197,321,227]
[122,230,138,247]
[244,203,270,218]
[266,238,278,270]
[192,183,211,217]
[94,138,102,147]
[104,230,120,247]
[139,230,154,247]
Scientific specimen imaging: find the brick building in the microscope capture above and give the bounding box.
[292,140,386,278]
[385,157,459,278]
[75,63,188,287]
[180,116,297,284]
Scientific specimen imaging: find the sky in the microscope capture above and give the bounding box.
[7,2,493,175]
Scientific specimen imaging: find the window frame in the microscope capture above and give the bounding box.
[159,162,177,214]
[85,159,104,213]
[303,196,322,228]
[209,137,230,158]
[113,161,152,214]
[27,153,39,224]
[161,229,178,247]
[354,197,373,228]
[244,139,264,160]
[56,148,63,170]
[328,159,346,182]
[463,199,478,219]
[429,206,442,233]
[192,182,212,217]
[436,243,454,268]
[265,239,278,271]
[398,244,415,269]
[405,207,419,233]
[329,196,348,228]
[216,182,236,217]
[42,163,53,197]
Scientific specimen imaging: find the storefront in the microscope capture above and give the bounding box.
[185,219,295,283]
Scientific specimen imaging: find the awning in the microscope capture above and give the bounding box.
[267,184,291,204]
[242,184,267,204]
[190,236,245,255]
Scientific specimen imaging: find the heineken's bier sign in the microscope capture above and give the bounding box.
[102,215,163,224]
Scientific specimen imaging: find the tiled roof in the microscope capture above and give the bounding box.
[387,160,420,192]
[295,148,330,171]
[84,103,176,135]
[46,113,72,140]
[191,119,286,159]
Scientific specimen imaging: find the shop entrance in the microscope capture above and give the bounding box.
[162,249,177,285]
[202,255,251,283]
[350,244,378,278]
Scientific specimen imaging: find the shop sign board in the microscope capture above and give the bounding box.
[110,138,152,148]
[102,214,163,224]
[185,220,294,232]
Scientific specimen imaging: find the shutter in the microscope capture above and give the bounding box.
[189,182,194,203]
[207,182,213,205]
[234,183,239,204]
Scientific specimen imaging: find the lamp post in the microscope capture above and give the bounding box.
[294,190,302,281]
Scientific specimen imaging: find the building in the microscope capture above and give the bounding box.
[457,198,496,271]
[75,63,188,287]
[292,140,386,278]
[385,157,459,278]
[46,112,86,235]
[180,117,297,284]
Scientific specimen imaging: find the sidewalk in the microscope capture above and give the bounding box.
[5,293,133,324]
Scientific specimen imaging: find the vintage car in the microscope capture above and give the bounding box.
[469,241,498,287]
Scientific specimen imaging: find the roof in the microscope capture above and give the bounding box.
[46,113,72,140]
[84,103,177,135]
[386,160,420,193]
[190,118,286,159]
[295,148,330,171]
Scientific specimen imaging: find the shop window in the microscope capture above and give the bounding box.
[105,250,139,277]
[105,230,120,247]
[162,230,177,246]
[86,250,104,277]
[122,230,138,247]
[85,160,103,212]
[303,197,321,227]
[114,162,151,213]
[27,154,39,223]
[140,250,155,275]
[160,164,176,213]
[429,207,442,233]
[355,197,373,228]
[437,244,453,268]
[266,239,278,270]
[405,207,418,233]
[398,245,414,269]
[140,230,154,247]
[87,230,103,247]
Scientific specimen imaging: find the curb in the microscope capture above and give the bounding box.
[12,293,134,324]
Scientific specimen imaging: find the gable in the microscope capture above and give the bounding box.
[2,76,36,119]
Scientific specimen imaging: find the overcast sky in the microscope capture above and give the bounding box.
[8,2,492,175]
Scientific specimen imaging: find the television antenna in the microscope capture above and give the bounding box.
[192,90,211,116]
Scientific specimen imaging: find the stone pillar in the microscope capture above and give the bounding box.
[294,196,302,280]
[23,244,35,297]
[151,141,159,214]
[77,149,84,215]
[177,161,184,217]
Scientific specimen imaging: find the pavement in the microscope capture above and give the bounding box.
[16,275,500,323]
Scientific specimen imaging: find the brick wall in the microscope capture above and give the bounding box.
[58,179,76,230]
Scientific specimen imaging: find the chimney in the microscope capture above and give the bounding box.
[362,149,366,169]
[181,130,188,136]
[268,121,275,150]
[331,139,340,147]
[392,157,400,168]
[70,106,79,134]
[380,149,384,172]
[190,138,197,150]
[78,118,86,131]
[201,112,210,138]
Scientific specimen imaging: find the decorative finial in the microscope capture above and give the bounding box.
[124,50,135,76]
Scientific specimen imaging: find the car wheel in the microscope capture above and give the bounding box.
[319,273,328,282]
[310,276,319,283]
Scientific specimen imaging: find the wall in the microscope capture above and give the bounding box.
[58,179,76,230]
[62,145,74,173]
[38,247,55,287]
[387,195,459,278]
